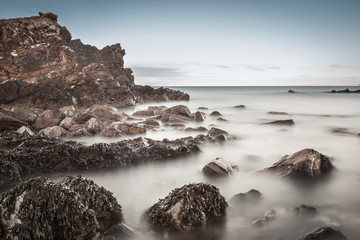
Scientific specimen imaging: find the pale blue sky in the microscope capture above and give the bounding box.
[1,0,360,86]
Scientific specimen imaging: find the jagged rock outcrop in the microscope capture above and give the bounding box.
[0,175,126,239]
[328,88,360,94]
[0,132,200,189]
[145,183,227,232]
[261,148,333,178]
[0,12,189,110]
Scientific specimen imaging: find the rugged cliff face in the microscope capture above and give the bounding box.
[0,12,188,109]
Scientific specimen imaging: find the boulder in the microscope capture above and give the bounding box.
[202,157,237,177]
[67,124,91,137]
[111,122,145,135]
[0,175,123,239]
[215,134,227,142]
[0,112,28,132]
[264,119,295,125]
[210,111,222,116]
[298,227,348,240]
[39,126,67,138]
[208,127,229,137]
[10,106,39,122]
[262,148,333,178]
[184,126,208,132]
[230,189,263,206]
[138,119,161,130]
[16,125,34,136]
[217,117,227,121]
[59,105,77,117]
[292,204,318,217]
[164,105,191,118]
[100,126,124,138]
[145,183,227,232]
[288,89,296,93]
[34,109,63,129]
[59,117,77,130]
[85,117,104,134]
[132,110,156,117]
[193,111,205,121]
[85,104,119,120]
[197,107,208,110]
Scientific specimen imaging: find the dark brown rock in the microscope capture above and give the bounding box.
[328,88,360,94]
[288,89,296,93]
[262,148,333,178]
[193,111,205,121]
[210,111,222,116]
[230,189,263,206]
[145,183,227,232]
[234,105,245,109]
[132,110,156,117]
[184,126,208,132]
[33,109,63,129]
[0,111,28,132]
[268,111,290,115]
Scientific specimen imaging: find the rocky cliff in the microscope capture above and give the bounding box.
[0,12,188,109]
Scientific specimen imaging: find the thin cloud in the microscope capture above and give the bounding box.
[130,66,184,78]
[330,64,360,69]
[244,65,281,71]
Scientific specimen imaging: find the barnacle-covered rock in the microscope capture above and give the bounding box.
[145,183,227,232]
[0,176,127,239]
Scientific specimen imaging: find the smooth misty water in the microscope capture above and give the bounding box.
[71,86,360,239]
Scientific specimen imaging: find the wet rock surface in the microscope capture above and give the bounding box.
[298,227,348,240]
[0,132,200,189]
[0,175,124,239]
[262,148,333,178]
[145,183,227,232]
[202,157,237,177]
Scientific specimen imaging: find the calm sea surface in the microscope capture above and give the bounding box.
[69,86,360,239]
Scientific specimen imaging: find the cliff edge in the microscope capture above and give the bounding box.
[0,12,188,109]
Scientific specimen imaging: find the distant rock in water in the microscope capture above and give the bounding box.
[0,175,128,239]
[261,148,333,178]
[328,88,360,94]
[298,227,348,240]
[288,89,296,93]
[264,119,295,126]
[210,111,222,116]
[0,13,188,110]
[0,132,200,189]
[234,105,246,109]
[268,111,290,115]
[145,183,227,232]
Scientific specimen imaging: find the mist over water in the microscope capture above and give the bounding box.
[69,86,360,239]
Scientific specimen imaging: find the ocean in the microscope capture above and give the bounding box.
[67,86,360,239]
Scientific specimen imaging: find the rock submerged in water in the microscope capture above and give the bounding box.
[0,175,127,239]
[262,148,333,178]
[202,157,237,177]
[145,183,227,232]
[264,119,295,126]
[230,189,263,206]
[298,227,348,240]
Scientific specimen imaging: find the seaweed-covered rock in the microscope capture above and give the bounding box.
[298,227,348,240]
[0,133,200,188]
[145,183,227,232]
[0,175,124,239]
[202,157,237,177]
[262,148,333,178]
